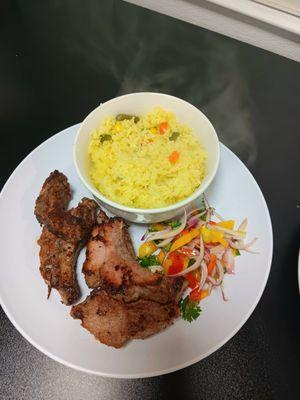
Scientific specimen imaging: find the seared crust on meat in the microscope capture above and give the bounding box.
[71,288,179,348]
[35,170,71,225]
[35,171,98,305]
[45,198,98,243]
[82,217,186,303]
[36,171,187,343]
[38,228,80,305]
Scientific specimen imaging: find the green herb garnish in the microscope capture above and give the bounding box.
[179,296,202,322]
[235,249,241,256]
[100,134,112,143]
[138,255,158,268]
[169,131,180,141]
[188,259,196,267]
[169,221,181,229]
[116,114,139,123]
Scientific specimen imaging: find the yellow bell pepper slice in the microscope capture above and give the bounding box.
[217,220,235,230]
[201,225,211,243]
[157,250,166,265]
[150,223,166,231]
[138,241,157,258]
[170,228,201,253]
[201,225,228,247]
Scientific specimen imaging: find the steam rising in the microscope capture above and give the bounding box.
[72,0,257,165]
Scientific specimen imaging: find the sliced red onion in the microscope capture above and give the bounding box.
[238,218,248,231]
[229,237,258,251]
[213,210,224,221]
[145,211,187,241]
[187,215,200,228]
[156,237,173,248]
[198,261,208,290]
[245,248,259,254]
[203,193,210,209]
[207,282,212,295]
[210,265,216,277]
[220,283,228,301]
[186,237,201,250]
[225,233,245,241]
[223,248,235,274]
[206,208,212,223]
[215,260,224,285]
[207,261,223,286]
[141,231,148,241]
[210,244,226,259]
[204,253,210,263]
[207,275,217,285]
[187,208,207,219]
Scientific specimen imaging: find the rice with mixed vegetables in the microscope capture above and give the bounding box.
[88,107,207,208]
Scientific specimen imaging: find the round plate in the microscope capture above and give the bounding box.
[0,124,273,378]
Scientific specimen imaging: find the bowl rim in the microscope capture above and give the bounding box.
[73,92,220,214]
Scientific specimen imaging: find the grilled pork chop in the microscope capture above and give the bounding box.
[71,288,179,348]
[44,197,99,243]
[35,171,98,304]
[83,217,186,304]
[35,170,71,226]
[38,228,80,305]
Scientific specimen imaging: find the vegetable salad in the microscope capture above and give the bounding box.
[138,196,257,322]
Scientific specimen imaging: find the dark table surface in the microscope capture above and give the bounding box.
[1,1,300,399]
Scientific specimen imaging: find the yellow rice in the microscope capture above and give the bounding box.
[88,107,207,208]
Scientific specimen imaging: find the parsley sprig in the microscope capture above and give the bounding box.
[179,296,202,322]
[138,255,158,268]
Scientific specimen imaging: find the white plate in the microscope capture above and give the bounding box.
[0,124,273,378]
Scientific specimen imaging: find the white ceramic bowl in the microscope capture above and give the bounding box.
[73,92,220,223]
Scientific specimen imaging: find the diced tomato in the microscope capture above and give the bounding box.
[189,288,209,302]
[185,272,198,289]
[167,251,186,275]
[189,288,201,302]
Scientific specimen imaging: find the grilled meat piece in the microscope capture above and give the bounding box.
[45,197,99,243]
[35,171,99,305]
[35,170,71,225]
[83,217,186,303]
[38,227,80,305]
[71,288,179,348]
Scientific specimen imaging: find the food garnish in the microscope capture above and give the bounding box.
[179,296,202,322]
[139,195,257,322]
[169,131,180,141]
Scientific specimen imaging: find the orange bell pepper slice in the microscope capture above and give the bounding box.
[170,228,200,253]
[207,254,217,275]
